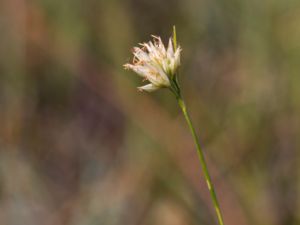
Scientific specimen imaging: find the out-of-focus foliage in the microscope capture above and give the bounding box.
[0,0,299,225]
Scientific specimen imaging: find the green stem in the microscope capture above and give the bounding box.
[177,97,225,225]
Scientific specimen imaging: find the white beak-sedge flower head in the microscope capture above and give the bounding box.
[124,35,181,92]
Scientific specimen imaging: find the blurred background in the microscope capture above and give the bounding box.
[0,0,300,224]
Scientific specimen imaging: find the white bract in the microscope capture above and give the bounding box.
[124,35,181,92]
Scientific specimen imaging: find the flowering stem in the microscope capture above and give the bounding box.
[177,96,225,225]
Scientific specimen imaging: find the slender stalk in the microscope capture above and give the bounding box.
[177,96,225,225]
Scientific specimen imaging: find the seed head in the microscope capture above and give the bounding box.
[124,35,181,92]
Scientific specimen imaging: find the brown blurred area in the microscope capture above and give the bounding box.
[0,0,300,225]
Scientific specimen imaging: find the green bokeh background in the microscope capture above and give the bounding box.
[0,0,300,224]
